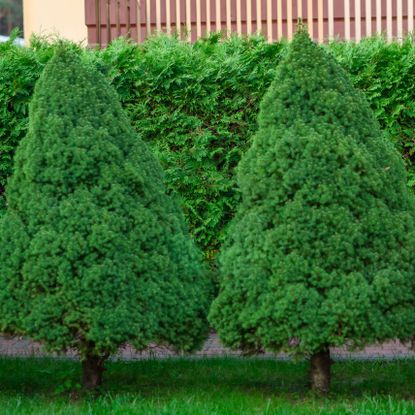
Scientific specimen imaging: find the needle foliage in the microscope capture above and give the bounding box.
[210,29,415,357]
[0,46,210,366]
[2,35,415,264]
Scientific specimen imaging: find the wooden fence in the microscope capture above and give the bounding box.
[86,0,415,47]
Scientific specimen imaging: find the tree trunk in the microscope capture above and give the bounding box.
[82,354,107,391]
[310,348,332,394]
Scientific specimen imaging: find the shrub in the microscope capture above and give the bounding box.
[209,29,415,394]
[0,46,211,390]
[97,35,283,260]
[0,35,284,259]
[1,35,415,263]
[0,36,83,212]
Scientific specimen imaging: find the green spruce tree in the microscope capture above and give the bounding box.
[0,47,210,390]
[209,28,415,393]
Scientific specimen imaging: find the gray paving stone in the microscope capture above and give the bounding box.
[0,334,414,360]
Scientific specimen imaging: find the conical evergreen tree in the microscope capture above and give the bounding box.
[209,28,415,393]
[0,47,211,390]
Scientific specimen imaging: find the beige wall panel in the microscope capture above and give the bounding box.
[24,0,87,43]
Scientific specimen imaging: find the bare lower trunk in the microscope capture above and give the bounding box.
[82,354,107,391]
[310,348,332,394]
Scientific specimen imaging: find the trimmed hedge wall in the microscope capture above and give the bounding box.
[1,34,415,259]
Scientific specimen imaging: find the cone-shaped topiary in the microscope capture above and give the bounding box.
[0,46,211,390]
[209,28,415,393]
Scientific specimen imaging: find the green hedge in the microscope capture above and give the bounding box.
[328,38,415,187]
[1,34,415,260]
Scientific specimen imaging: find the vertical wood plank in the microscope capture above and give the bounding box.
[247,0,252,35]
[277,0,282,40]
[376,0,381,33]
[215,0,222,32]
[328,0,334,39]
[206,0,211,33]
[318,0,323,42]
[196,0,201,38]
[267,0,273,41]
[307,0,313,38]
[107,0,111,43]
[186,0,191,38]
[216,0,221,31]
[386,0,392,41]
[237,0,242,34]
[257,0,262,33]
[136,0,141,42]
[298,0,303,18]
[117,0,122,36]
[355,0,361,41]
[96,0,101,47]
[226,0,231,35]
[365,0,371,36]
[287,0,293,39]
[397,0,403,39]
[344,0,350,40]
[166,0,171,34]
[146,0,151,36]
[127,0,131,37]
[409,0,414,33]
[156,0,161,31]
[176,0,181,36]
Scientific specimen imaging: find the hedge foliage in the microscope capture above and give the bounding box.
[1,34,415,260]
[329,38,415,187]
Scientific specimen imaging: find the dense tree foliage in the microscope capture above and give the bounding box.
[2,35,415,263]
[209,29,415,393]
[0,47,211,389]
[0,36,281,259]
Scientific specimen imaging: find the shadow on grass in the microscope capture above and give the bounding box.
[0,357,414,400]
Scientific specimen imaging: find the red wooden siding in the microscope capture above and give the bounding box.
[85,0,415,47]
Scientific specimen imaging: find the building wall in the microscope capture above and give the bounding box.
[23,0,87,44]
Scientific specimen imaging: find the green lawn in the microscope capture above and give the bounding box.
[0,357,414,414]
